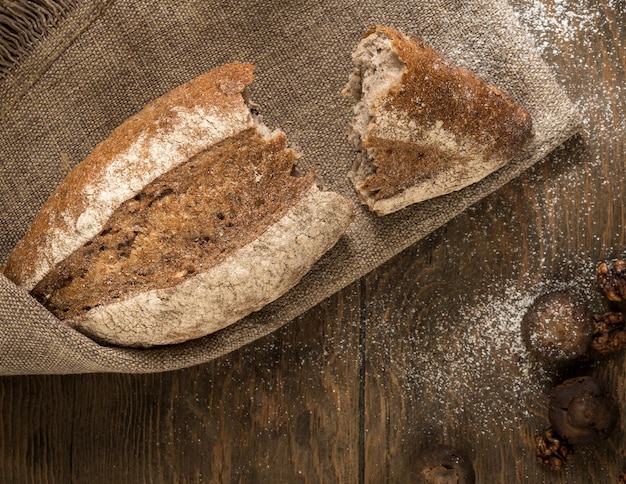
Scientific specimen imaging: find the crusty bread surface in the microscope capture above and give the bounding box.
[30,129,314,322]
[70,184,352,347]
[344,25,534,215]
[5,63,257,290]
[4,63,354,347]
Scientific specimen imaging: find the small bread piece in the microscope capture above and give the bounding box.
[4,63,354,347]
[344,25,534,215]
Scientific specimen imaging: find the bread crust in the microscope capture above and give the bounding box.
[69,185,353,347]
[4,63,256,290]
[347,25,534,215]
[30,128,316,321]
[3,63,355,347]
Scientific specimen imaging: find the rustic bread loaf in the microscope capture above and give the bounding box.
[344,25,534,215]
[3,63,354,347]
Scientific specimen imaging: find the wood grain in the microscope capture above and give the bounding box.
[0,0,624,482]
[0,291,362,483]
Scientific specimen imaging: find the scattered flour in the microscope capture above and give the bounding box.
[512,0,626,142]
[512,0,602,55]
[393,269,600,432]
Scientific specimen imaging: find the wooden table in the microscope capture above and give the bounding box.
[1,1,623,482]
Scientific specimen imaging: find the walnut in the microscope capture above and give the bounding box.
[549,376,618,445]
[591,312,626,354]
[415,445,475,483]
[535,429,574,471]
[521,291,592,365]
[597,260,626,302]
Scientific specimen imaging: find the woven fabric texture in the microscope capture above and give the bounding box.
[0,0,581,374]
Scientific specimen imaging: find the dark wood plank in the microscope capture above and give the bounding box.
[0,289,362,483]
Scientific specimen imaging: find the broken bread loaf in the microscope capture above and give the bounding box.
[3,63,354,347]
[344,25,534,215]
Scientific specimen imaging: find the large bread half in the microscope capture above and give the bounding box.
[344,25,534,215]
[3,63,354,347]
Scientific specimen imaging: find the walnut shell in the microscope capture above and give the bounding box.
[521,291,592,365]
[549,376,618,445]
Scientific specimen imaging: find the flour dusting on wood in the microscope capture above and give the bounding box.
[512,0,602,54]
[400,271,600,432]
[512,0,626,142]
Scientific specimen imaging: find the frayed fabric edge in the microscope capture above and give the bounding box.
[0,0,79,80]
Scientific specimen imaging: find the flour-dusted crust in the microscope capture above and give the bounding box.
[345,25,534,215]
[3,63,355,347]
[70,185,353,347]
[4,63,256,290]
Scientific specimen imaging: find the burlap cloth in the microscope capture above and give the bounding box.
[0,0,581,375]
